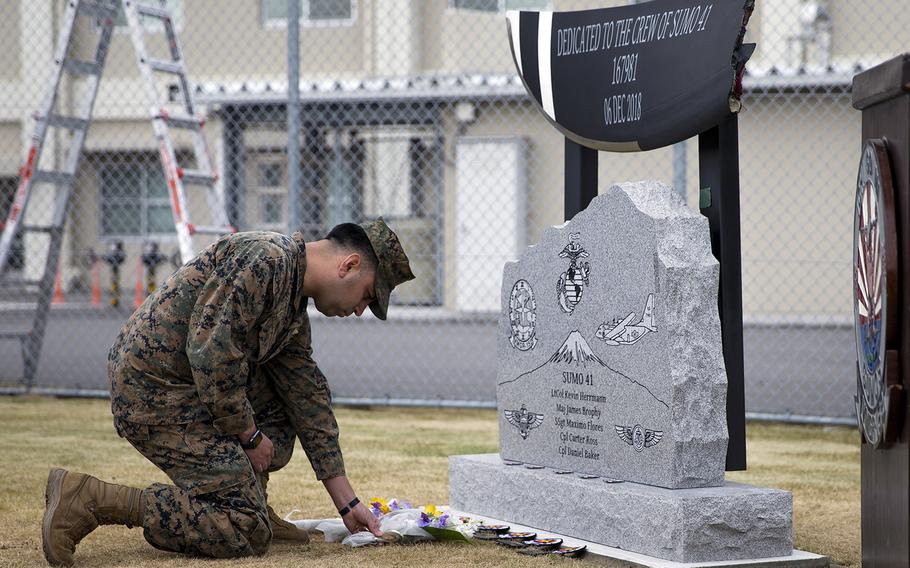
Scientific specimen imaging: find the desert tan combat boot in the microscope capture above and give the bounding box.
[257,474,309,543]
[267,505,310,543]
[42,468,145,567]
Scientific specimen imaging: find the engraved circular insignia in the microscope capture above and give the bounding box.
[509,279,539,351]
[853,139,900,448]
[631,424,646,452]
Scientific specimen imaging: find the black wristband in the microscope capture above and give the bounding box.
[240,429,262,450]
[337,496,360,517]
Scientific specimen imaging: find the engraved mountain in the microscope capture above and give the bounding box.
[500,331,668,410]
[497,323,672,478]
[548,330,606,367]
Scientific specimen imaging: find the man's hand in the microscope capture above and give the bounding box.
[239,426,274,473]
[342,502,382,537]
[323,476,383,537]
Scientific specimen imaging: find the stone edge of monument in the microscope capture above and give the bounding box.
[442,510,827,568]
[449,454,793,563]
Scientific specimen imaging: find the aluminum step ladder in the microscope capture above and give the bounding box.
[0,0,233,389]
[123,0,234,263]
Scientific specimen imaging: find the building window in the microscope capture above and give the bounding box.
[361,130,437,220]
[95,0,184,33]
[262,0,356,27]
[253,159,287,231]
[449,0,549,13]
[99,163,175,238]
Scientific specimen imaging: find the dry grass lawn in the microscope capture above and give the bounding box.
[0,397,858,567]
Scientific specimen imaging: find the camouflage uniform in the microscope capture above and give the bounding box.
[108,231,346,557]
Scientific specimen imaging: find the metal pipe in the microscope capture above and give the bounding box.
[745,412,856,427]
[333,397,498,409]
[287,0,301,233]
[673,140,687,200]
[0,389,858,427]
[0,387,111,398]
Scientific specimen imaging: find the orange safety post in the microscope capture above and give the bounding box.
[52,268,64,304]
[91,259,101,307]
[133,257,144,309]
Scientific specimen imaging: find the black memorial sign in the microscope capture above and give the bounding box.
[507,0,754,152]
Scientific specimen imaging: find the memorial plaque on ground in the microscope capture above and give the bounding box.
[497,181,727,489]
[507,0,754,151]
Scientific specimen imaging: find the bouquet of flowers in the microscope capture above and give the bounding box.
[367,497,411,517]
[368,498,479,542]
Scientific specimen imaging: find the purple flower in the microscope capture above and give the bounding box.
[389,499,400,511]
[401,501,413,510]
[418,512,432,527]
[433,513,450,528]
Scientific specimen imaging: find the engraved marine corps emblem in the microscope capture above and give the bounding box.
[556,233,590,314]
[508,279,539,351]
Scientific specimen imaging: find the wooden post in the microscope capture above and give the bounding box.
[852,53,910,568]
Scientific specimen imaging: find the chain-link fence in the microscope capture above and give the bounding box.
[0,0,903,424]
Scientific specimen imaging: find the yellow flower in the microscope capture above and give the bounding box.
[369,497,390,514]
[424,504,438,516]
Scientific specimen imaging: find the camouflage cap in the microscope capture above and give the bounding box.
[360,218,415,320]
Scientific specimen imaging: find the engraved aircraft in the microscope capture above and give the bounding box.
[594,293,656,346]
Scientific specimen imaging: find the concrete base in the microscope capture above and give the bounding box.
[449,454,795,563]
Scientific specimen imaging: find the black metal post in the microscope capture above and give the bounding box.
[564,138,598,219]
[287,0,302,233]
[222,108,245,229]
[698,113,747,471]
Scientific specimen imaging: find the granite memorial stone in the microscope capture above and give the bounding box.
[450,181,796,563]
[498,180,727,489]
